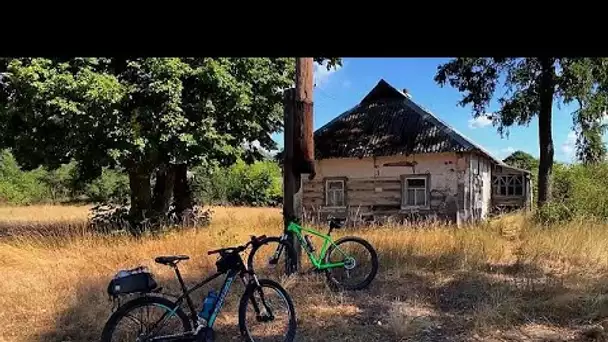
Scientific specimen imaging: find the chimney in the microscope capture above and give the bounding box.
[402,88,412,98]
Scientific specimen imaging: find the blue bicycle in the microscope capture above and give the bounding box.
[100,235,297,342]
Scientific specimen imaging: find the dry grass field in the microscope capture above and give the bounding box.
[2,205,608,341]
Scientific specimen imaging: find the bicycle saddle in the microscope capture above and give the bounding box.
[154,255,190,266]
[328,217,345,229]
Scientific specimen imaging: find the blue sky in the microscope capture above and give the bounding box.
[271,57,585,163]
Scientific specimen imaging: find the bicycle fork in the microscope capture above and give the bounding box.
[268,235,289,266]
[240,271,274,322]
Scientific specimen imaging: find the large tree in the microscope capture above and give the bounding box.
[435,58,608,207]
[0,57,341,232]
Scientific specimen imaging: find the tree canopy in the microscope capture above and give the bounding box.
[503,150,539,172]
[435,58,608,206]
[0,57,341,232]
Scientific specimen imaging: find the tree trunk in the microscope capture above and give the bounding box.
[152,165,175,215]
[537,57,556,208]
[128,166,153,234]
[173,163,193,221]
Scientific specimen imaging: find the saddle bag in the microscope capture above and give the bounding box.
[107,266,158,297]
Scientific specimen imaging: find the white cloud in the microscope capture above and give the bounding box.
[561,130,577,157]
[314,60,343,87]
[493,146,516,159]
[501,147,516,155]
[468,115,493,129]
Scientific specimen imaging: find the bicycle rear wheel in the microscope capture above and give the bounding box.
[238,278,297,342]
[100,295,192,342]
[324,236,379,291]
[247,237,296,280]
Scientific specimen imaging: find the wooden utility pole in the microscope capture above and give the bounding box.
[284,57,315,274]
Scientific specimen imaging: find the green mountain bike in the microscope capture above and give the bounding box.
[247,217,378,291]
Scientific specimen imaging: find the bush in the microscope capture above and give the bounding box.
[84,168,130,204]
[0,150,131,205]
[192,159,282,207]
[536,162,608,223]
[0,150,51,205]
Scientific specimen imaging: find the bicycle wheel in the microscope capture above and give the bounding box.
[324,236,379,291]
[238,279,297,342]
[100,295,192,342]
[247,237,296,280]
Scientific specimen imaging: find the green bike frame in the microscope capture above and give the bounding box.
[284,221,347,270]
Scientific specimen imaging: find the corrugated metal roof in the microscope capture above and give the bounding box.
[314,79,506,166]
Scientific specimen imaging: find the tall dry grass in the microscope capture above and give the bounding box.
[1,206,608,341]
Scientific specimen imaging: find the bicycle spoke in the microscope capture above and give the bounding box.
[326,238,375,290]
[109,303,186,342]
[243,285,292,341]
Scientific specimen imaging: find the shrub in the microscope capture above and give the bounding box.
[192,159,282,207]
[0,150,51,205]
[40,162,78,202]
[536,162,608,223]
[84,167,130,204]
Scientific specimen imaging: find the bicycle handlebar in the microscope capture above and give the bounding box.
[207,235,267,256]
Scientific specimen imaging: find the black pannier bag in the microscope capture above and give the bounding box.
[107,266,158,297]
[215,252,242,273]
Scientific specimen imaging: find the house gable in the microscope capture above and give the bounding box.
[314,79,505,166]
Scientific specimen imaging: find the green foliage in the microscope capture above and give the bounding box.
[0,57,341,177]
[435,58,608,205]
[192,159,282,207]
[434,58,608,143]
[84,168,130,204]
[535,162,608,223]
[0,150,50,204]
[40,162,78,202]
[503,150,539,171]
[0,150,130,205]
[0,57,341,228]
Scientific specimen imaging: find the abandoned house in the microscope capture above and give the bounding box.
[302,79,532,224]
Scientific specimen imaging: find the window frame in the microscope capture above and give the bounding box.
[492,174,524,197]
[401,174,431,209]
[324,177,347,208]
[471,154,480,175]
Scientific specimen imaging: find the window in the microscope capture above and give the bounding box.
[492,175,524,196]
[325,179,345,207]
[471,155,479,175]
[402,175,429,208]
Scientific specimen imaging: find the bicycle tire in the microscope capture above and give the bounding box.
[247,236,296,277]
[324,236,379,291]
[238,278,297,342]
[100,295,192,342]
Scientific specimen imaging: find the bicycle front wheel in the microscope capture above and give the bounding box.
[238,278,297,342]
[100,295,192,342]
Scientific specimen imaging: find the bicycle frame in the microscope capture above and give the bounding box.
[144,264,254,340]
[283,221,347,270]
